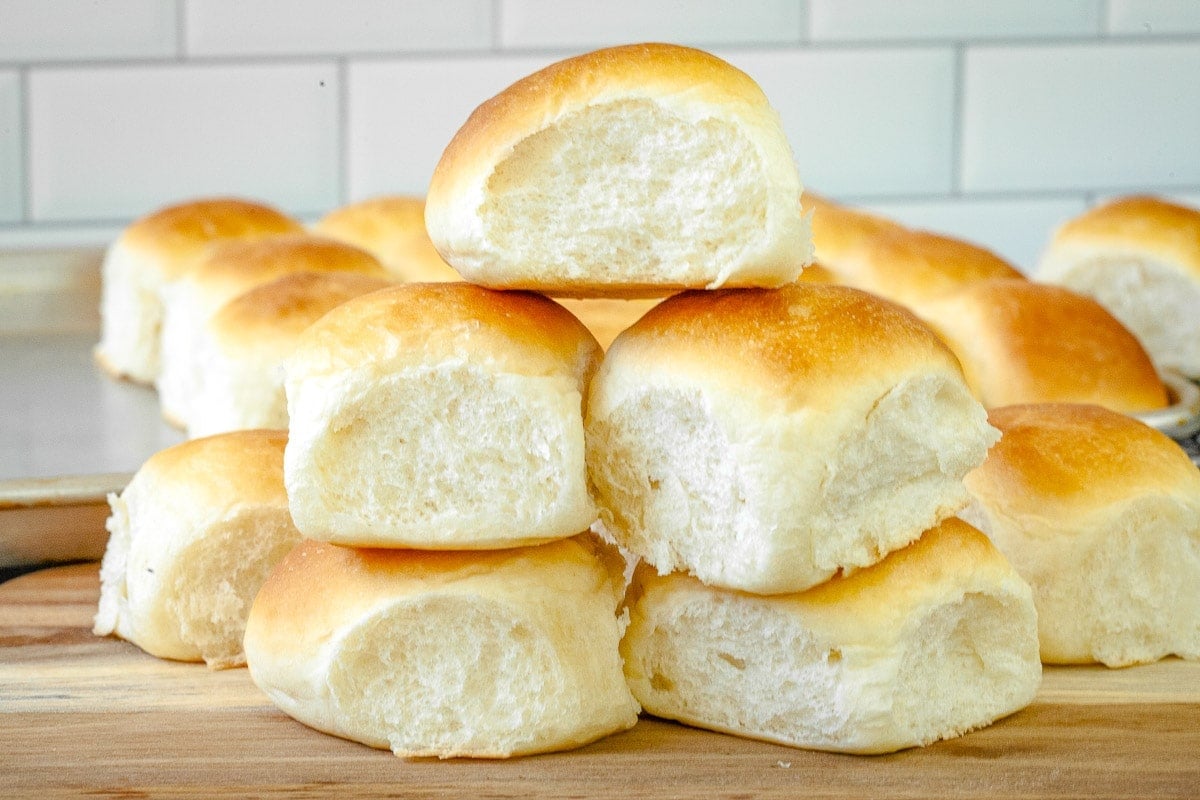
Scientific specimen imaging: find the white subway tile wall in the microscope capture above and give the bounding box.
[1106,0,1200,35]
[1,1,1198,266]
[499,0,805,48]
[808,0,1102,41]
[28,63,340,221]
[962,42,1200,192]
[185,0,493,57]
[0,71,21,223]
[720,47,956,196]
[347,55,550,200]
[0,0,178,63]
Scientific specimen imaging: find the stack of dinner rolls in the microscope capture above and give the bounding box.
[93,40,1200,765]
[247,40,828,758]
[374,41,1034,756]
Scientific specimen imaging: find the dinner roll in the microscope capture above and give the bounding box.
[284,282,602,548]
[188,272,393,438]
[425,42,811,297]
[557,297,664,350]
[1038,195,1200,378]
[826,227,1026,309]
[95,198,303,384]
[914,279,1168,413]
[622,518,1041,754]
[157,234,386,429]
[793,261,840,285]
[804,193,905,271]
[586,284,998,595]
[93,430,301,669]
[244,534,640,758]
[961,403,1200,667]
[313,195,462,282]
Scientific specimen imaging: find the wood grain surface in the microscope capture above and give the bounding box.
[2,563,1199,799]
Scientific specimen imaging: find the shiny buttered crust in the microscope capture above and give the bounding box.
[425,43,810,296]
[962,403,1200,666]
[621,518,1042,754]
[284,282,603,548]
[244,535,640,758]
[313,195,462,283]
[829,227,1024,308]
[915,279,1168,413]
[804,193,906,270]
[1038,196,1200,378]
[175,233,388,314]
[116,197,304,281]
[206,271,395,356]
[92,430,303,668]
[586,284,998,594]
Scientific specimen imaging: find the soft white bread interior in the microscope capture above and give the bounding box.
[244,534,640,759]
[914,278,1169,414]
[621,517,1041,754]
[156,234,386,430]
[284,282,602,548]
[313,195,462,283]
[961,402,1200,667]
[95,197,303,384]
[93,429,302,668]
[586,284,998,595]
[1037,195,1200,378]
[425,43,811,297]
[824,226,1026,310]
[188,271,394,438]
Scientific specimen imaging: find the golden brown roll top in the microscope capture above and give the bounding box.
[244,534,640,758]
[176,233,388,316]
[804,193,905,270]
[915,278,1169,413]
[587,283,997,595]
[962,403,1200,666]
[288,281,601,386]
[117,197,305,282]
[621,517,1041,754]
[968,404,1200,520]
[95,196,304,384]
[828,227,1026,309]
[604,283,967,412]
[425,42,810,297]
[205,271,396,357]
[313,195,462,283]
[1038,195,1200,378]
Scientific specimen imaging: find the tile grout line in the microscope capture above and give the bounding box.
[949,42,965,198]
[492,0,504,52]
[18,66,31,224]
[175,0,188,60]
[337,58,349,207]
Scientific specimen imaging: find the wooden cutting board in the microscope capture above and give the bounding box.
[2,563,1199,799]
